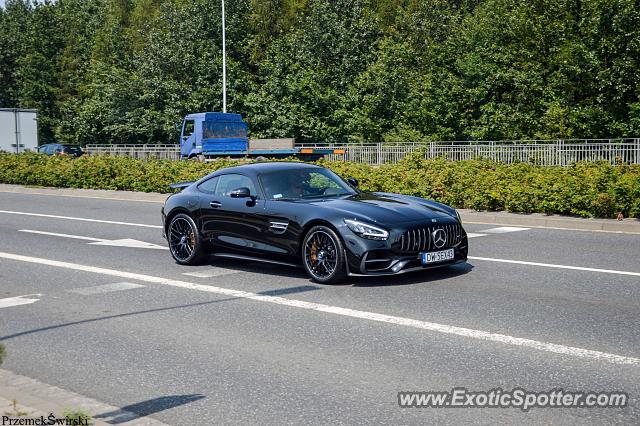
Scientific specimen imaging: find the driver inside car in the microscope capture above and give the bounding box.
[265,172,308,199]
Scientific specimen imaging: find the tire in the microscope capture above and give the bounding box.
[167,213,206,265]
[302,225,347,284]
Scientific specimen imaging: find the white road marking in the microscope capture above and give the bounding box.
[19,229,103,242]
[0,251,637,366]
[89,238,167,250]
[68,282,146,295]
[469,256,640,277]
[0,294,42,309]
[183,268,241,278]
[0,210,161,228]
[466,233,488,239]
[19,229,167,250]
[0,188,165,204]
[479,226,530,233]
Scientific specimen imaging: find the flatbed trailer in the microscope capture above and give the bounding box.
[202,147,343,161]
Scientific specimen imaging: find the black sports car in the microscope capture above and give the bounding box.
[162,162,468,283]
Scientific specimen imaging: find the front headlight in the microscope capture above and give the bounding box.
[344,219,389,240]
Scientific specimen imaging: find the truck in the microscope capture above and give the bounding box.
[0,108,38,153]
[179,112,342,160]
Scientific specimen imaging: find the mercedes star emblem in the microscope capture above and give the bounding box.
[432,228,447,249]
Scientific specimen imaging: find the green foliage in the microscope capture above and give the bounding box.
[0,343,5,366]
[2,152,639,219]
[0,0,639,144]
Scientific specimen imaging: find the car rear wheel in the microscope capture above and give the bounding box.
[168,213,206,265]
[302,226,347,284]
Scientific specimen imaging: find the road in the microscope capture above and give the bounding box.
[0,190,639,424]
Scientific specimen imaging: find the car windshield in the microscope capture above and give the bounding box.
[260,168,356,200]
[202,121,247,139]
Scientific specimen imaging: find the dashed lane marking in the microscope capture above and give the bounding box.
[0,294,42,309]
[0,210,161,228]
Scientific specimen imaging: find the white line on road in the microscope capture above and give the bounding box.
[19,229,168,250]
[0,210,161,229]
[68,282,146,295]
[0,188,165,204]
[468,256,640,277]
[20,229,104,242]
[479,226,531,234]
[0,294,42,309]
[0,251,637,366]
[466,233,488,239]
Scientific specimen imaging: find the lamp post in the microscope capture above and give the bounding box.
[221,0,227,113]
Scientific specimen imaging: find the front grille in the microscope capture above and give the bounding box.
[397,223,463,253]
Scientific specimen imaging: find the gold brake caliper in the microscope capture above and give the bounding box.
[310,242,318,263]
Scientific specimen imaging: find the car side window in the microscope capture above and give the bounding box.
[38,145,47,153]
[215,174,257,197]
[197,176,219,193]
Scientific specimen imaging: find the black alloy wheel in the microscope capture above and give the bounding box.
[168,213,205,265]
[302,225,347,284]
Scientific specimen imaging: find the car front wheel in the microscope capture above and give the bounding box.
[167,213,206,265]
[302,225,347,284]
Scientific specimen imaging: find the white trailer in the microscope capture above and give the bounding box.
[0,108,38,153]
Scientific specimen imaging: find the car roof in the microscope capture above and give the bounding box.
[216,161,322,176]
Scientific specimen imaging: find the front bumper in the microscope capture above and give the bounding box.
[342,222,468,276]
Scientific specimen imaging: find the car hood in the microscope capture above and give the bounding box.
[309,192,456,225]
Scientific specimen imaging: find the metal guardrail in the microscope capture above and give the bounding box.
[85,139,640,166]
[299,139,640,165]
[85,144,180,160]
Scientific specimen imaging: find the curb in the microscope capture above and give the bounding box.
[0,184,168,203]
[2,183,640,234]
[0,369,169,426]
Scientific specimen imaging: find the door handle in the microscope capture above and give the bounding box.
[209,201,222,208]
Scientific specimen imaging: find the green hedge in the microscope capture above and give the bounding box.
[1,152,639,218]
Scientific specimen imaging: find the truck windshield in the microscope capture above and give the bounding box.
[202,121,247,139]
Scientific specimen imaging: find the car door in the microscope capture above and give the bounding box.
[180,119,196,157]
[199,173,272,255]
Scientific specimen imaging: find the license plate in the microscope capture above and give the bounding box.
[421,249,455,265]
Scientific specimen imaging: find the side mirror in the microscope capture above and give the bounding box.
[229,187,252,198]
[347,177,359,187]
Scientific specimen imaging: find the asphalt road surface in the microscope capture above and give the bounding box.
[0,190,639,425]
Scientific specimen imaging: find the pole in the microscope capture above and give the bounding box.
[14,109,19,154]
[221,0,227,113]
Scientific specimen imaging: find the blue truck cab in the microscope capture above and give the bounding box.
[180,112,248,159]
